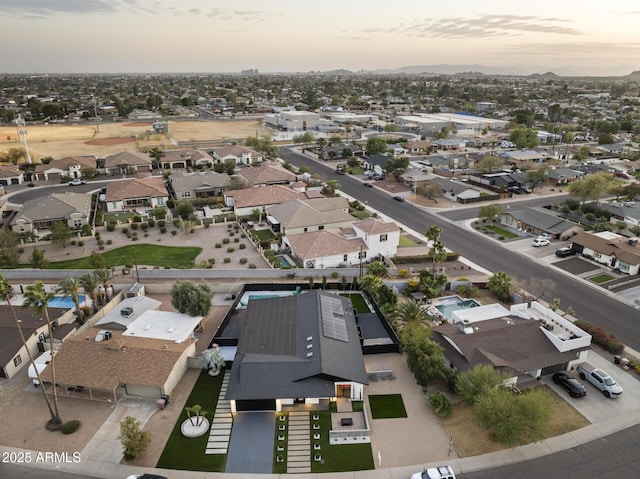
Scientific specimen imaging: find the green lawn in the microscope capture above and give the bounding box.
[588,273,615,284]
[103,212,136,224]
[399,235,418,246]
[350,210,371,220]
[311,411,374,473]
[156,370,226,472]
[368,394,408,419]
[273,412,289,474]
[251,228,276,241]
[44,244,202,269]
[482,224,519,239]
[340,293,370,314]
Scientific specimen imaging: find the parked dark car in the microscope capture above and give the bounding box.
[555,247,576,258]
[393,195,405,202]
[553,372,587,398]
[334,169,346,175]
[363,182,373,187]
[373,175,385,181]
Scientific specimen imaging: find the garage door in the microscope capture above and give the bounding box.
[124,384,162,398]
[541,363,567,376]
[235,399,276,411]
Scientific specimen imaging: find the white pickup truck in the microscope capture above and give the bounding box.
[576,365,623,398]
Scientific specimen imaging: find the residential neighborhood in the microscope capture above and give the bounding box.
[1,71,640,479]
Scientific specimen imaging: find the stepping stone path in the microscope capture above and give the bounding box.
[205,371,232,454]
[286,411,311,473]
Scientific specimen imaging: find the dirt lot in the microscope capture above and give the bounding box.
[0,119,273,161]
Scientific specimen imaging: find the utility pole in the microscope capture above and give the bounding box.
[92,96,101,133]
[15,114,32,164]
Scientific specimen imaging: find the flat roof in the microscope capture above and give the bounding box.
[123,310,202,343]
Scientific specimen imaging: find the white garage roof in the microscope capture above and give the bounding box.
[123,310,203,343]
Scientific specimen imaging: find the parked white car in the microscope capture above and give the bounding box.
[532,238,550,247]
[411,465,456,479]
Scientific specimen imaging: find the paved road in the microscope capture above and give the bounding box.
[279,147,640,351]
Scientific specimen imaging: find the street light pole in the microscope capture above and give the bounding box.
[92,95,101,133]
[15,114,32,164]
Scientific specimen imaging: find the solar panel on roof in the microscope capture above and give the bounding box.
[320,295,349,342]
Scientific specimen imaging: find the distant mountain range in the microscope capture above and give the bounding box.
[317,64,640,78]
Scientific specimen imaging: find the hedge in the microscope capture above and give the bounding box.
[393,252,461,264]
[574,320,625,355]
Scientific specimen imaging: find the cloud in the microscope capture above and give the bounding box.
[367,14,582,39]
[205,8,276,23]
[0,0,150,18]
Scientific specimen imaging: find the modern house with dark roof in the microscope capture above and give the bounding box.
[225,290,368,412]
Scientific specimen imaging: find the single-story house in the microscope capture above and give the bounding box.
[362,153,389,172]
[431,138,466,150]
[11,192,92,237]
[210,146,263,166]
[570,231,640,275]
[237,163,297,186]
[159,148,212,169]
[500,149,554,165]
[0,165,24,186]
[432,301,591,387]
[282,229,369,269]
[225,290,368,412]
[95,296,162,331]
[601,201,640,228]
[224,184,313,217]
[167,170,231,200]
[500,206,582,240]
[546,167,584,186]
[103,151,153,176]
[0,306,72,379]
[104,177,169,214]
[33,156,96,181]
[427,177,482,203]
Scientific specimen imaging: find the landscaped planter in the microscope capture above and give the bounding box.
[180,418,209,438]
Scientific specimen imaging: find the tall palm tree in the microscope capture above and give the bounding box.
[79,273,99,313]
[148,147,165,170]
[0,275,56,423]
[394,299,428,324]
[23,281,62,425]
[57,277,83,322]
[93,268,111,305]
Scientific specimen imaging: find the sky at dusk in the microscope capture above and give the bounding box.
[1,0,639,75]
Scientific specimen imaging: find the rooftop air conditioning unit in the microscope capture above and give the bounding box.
[629,237,639,246]
[120,306,134,318]
[95,330,112,342]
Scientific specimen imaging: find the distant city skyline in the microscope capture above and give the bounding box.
[1,1,639,76]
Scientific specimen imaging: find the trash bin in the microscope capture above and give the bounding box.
[161,394,170,405]
[614,355,621,364]
[157,398,166,410]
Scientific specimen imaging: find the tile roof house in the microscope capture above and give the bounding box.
[210,145,263,166]
[11,192,92,237]
[0,165,24,186]
[104,177,169,214]
[431,301,591,387]
[500,206,582,240]
[34,156,96,181]
[570,231,640,275]
[0,306,71,379]
[282,229,369,269]
[266,197,353,236]
[103,151,153,176]
[237,163,297,186]
[167,170,231,200]
[352,217,400,259]
[159,148,212,170]
[226,290,368,412]
[223,184,311,217]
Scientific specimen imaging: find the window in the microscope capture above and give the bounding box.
[38,332,46,342]
[13,355,21,367]
[318,225,324,230]
[359,251,367,259]
[180,191,192,198]
[72,219,82,228]
[380,234,388,242]
[343,254,348,261]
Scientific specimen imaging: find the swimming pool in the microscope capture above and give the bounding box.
[48,294,86,309]
[435,295,480,320]
[276,254,295,267]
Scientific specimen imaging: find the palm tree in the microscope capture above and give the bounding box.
[394,299,428,324]
[148,147,165,170]
[23,281,62,426]
[79,273,99,313]
[93,268,111,305]
[57,277,83,322]
[0,275,56,423]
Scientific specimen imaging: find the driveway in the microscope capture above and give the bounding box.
[225,412,275,473]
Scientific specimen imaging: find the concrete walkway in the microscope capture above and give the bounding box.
[205,370,232,454]
[286,411,311,473]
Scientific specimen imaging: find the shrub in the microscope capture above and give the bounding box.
[107,222,116,232]
[122,227,128,234]
[190,229,195,234]
[99,245,105,250]
[239,243,246,250]
[222,238,230,244]
[398,269,409,278]
[574,320,625,354]
[234,237,240,243]
[172,219,181,228]
[158,220,166,228]
[148,218,155,227]
[71,240,76,246]
[240,233,246,238]
[78,241,84,247]
[61,420,81,434]
[97,239,104,246]
[160,227,166,233]
[223,257,231,263]
[141,223,148,231]
[229,231,235,237]
[428,393,452,418]
[106,239,112,245]
[208,258,216,264]
[227,247,235,253]
[132,236,138,241]
[239,257,248,264]
[171,230,177,236]
[249,263,256,269]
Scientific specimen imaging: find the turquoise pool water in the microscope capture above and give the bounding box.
[48,294,86,309]
[276,254,295,267]
[435,295,480,319]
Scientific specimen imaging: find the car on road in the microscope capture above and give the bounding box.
[532,238,550,247]
[363,182,373,187]
[69,179,86,186]
[555,247,576,258]
[393,195,405,202]
[552,372,587,398]
[334,169,346,175]
[411,465,456,479]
